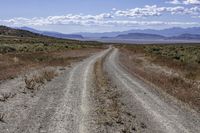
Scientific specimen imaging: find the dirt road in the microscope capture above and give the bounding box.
[0,47,200,133]
[104,48,200,133]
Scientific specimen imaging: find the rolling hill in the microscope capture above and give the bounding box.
[19,27,84,39]
[0,25,102,46]
[0,25,43,38]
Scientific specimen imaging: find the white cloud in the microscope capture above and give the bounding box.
[1,15,199,28]
[184,0,200,4]
[0,6,199,28]
[115,5,200,18]
[1,13,114,26]
[167,0,200,5]
[115,5,163,18]
[167,0,182,4]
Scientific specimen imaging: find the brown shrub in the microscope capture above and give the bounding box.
[41,70,57,81]
[24,69,57,91]
[0,92,16,102]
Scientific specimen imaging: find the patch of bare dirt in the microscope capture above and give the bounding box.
[0,66,67,132]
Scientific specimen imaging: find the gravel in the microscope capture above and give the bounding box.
[0,47,199,133]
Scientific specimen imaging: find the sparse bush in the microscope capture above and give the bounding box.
[24,69,57,91]
[0,92,16,102]
[41,70,57,81]
[0,45,16,53]
[24,75,38,90]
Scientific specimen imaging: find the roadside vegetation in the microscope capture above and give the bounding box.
[146,45,200,78]
[0,26,105,124]
[118,44,200,111]
[23,69,58,93]
[0,26,105,81]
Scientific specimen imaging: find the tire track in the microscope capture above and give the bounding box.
[104,48,200,133]
[47,48,111,133]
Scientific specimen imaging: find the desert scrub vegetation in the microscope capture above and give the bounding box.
[24,69,57,91]
[0,44,102,81]
[41,69,58,81]
[0,43,101,54]
[145,45,200,80]
[0,26,105,81]
[0,92,16,102]
[145,45,200,64]
[0,45,16,53]
[120,44,200,80]
[119,44,200,111]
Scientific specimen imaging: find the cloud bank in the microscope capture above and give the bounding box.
[115,5,200,18]
[0,4,199,29]
[168,0,200,5]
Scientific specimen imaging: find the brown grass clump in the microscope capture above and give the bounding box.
[0,92,16,102]
[24,69,57,91]
[41,70,57,81]
[24,75,40,90]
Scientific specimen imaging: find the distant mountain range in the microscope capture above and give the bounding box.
[18,27,84,39]
[101,33,200,41]
[116,33,165,40]
[15,26,200,41]
[168,34,200,40]
[79,27,200,38]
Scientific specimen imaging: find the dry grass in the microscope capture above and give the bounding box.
[0,92,16,102]
[24,69,57,91]
[41,70,57,81]
[0,48,102,81]
[93,57,139,132]
[119,45,200,111]
[94,59,121,126]
[24,75,41,91]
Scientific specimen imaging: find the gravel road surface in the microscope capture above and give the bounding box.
[0,47,199,133]
[104,48,200,133]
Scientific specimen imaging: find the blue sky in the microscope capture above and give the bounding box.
[0,0,200,33]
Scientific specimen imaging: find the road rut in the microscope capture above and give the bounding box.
[2,47,200,133]
[104,48,200,133]
[47,48,111,133]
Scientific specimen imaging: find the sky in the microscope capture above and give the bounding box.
[0,0,200,33]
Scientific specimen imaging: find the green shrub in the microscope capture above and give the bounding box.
[0,45,16,53]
